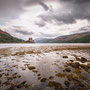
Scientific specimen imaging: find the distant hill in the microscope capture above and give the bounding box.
[0,29,24,43]
[35,32,90,43]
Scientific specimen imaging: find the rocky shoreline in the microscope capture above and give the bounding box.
[0,45,90,90]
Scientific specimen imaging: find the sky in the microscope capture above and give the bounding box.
[0,0,90,40]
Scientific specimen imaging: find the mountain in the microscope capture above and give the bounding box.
[35,32,90,43]
[0,29,24,43]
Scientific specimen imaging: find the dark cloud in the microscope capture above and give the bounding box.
[0,0,24,18]
[39,1,49,11]
[0,0,49,20]
[11,25,34,35]
[37,0,90,25]
[60,0,90,20]
[38,8,76,24]
[25,0,49,11]
[70,25,90,34]
[79,25,90,32]
[15,29,34,35]
[60,0,90,4]
[40,32,55,38]
[35,20,46,27]
[0,0,90,26]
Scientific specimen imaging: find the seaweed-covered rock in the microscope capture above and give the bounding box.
[64,81,70,87]
[7,87,16,90]
[48,81,62,88]
[66,62,80,68]
[0,74,2,77]
[28,66,35,70]
[75,56,87,63]
[63,56,68,58]
[49,76,54,79]
[0,80,1,84]
[80,64,89,72]
[81,57,87,63]
[74,62,80,68]
[56,73,66,78]
[40,78,47,82]
[65,68,71,72]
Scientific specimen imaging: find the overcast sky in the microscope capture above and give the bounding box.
[0,0,90,40]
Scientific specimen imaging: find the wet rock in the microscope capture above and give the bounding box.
[67,62,80,68]
[37,74,40,76]
[28,66,35,70]
[63,56,68,58]
[67,74,78,81]
[70,60,74,62]
[7,87,16,90]
[65,68,71,72]
[22,68,26,71]
[24,84,30,88]
[40,78,47,82]
[32,70,38,73]
[74,62,80,68]
[13,52,25,56]
[16,82,26,89]
[16,84,22,89]
[17,75,21,78]
[3,81,11,86]
[0,80,1,84]
[75,56,87,63]
[48,81,62,88]
[21,81,26,85]
[64,81,70,87]
[81,57,87,63]
[56,73,66,78]
[0,74,2,77]
[80,64,89,72]
[79,75,87,80]
[38,77,41,80]
[73,68,81,75]
[49,76,54,80]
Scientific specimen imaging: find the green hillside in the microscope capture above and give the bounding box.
[65,35,90,43]
[0,33,24,43]
[36,32,90,43]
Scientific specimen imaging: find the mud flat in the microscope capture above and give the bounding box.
[0,44,90,90]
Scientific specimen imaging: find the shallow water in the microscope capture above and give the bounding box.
[0,44,90,90]
[0,43,90,48]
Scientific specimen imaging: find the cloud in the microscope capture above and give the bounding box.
[0,0,24,18]
[39,1,49,11]
[60,0,90,4]
[0,0,90,39]
[15,29,34,35]
[35,20,46,27]
[38,7,76,24]
[0,0,49,21]
[37,0,90,25]
[79,25,90,32]
[60,0,90,20]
